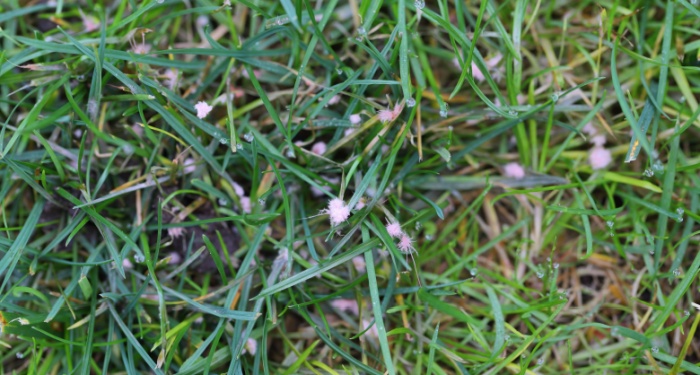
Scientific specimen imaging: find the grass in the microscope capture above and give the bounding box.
[1,0,699,374]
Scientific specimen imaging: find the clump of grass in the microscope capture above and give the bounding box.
[1,1,700,374]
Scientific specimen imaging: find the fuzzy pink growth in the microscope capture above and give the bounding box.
[131,43,151,55]
[168,227,185,238]
[242,69,262,79]
[377,109,395,123]
[82,13,100,33]
[183,158,197,174]
[311,141,327,155]
[352,256,366,273]
[386,221,403,238]
[324,198,350,226]
[361,319,379,340]
[167,252,181,265]
[331,298,360,316]
[582,123,598,136]
[589,134,606,147]
[163,69,178,90]
[194,101,213,119]
[328,95,341,105]
[589,147,612,170]
[377,104,402,123]
[503,162,526,179]
[471,61,485,82]
[398,234,415,254]
[349,114,362,125]
[243,338,257,355]
[240,196,252,213]
[130,33,151,55]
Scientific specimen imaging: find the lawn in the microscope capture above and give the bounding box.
[1,0,700,374]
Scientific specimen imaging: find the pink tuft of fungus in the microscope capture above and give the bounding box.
[243,338,257,355]
[194,101,213,119]
[397,234,415,254]
[129,31,151,55]
[331,299,360,316]
[589,147,612,170]
[386,221,403,238]
[168,227,185,238]
[589,134,607,147]
[582,123,598,136]
[361,319,379,340]
[311,141,327,155]
[503,162,526,180]
[79,9,100,33]
[322,198,351,227]
[471,61,485,82]
[377,103,403,123]
[352,256,366,273]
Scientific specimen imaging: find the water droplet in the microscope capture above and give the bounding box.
[505,335,511,342]
[425,234,433,240]
[673,268,681,277]
[406,97,416,107]
[680,96,687,103]
[16,352,24,359]
[358,27,366,35]
[550,93,559,102]
[219,137,229,145]
[685,310,690,316]
[243,133,254,142]
[611,327,619,337]
[156,0,164,3]
[536,270,545,279]
[652,159,665,173]
[651,347,659,354]
[691,0,698,5]
[553,262,560,269]
[258,198,265,205]
[470,268,477,276]
[546,257,551,263]
[286,149,295,158]
[236,143,243,149]
[643,168,654,177]
[649,249,655,255]
[414,221,421,230]
[218,198,228,206]
[537,358,544,366]
[677,207,684,216]
[508,109,518,116]
[134,254,145,263]
[414,0,426,9]
[606,220,614,229]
